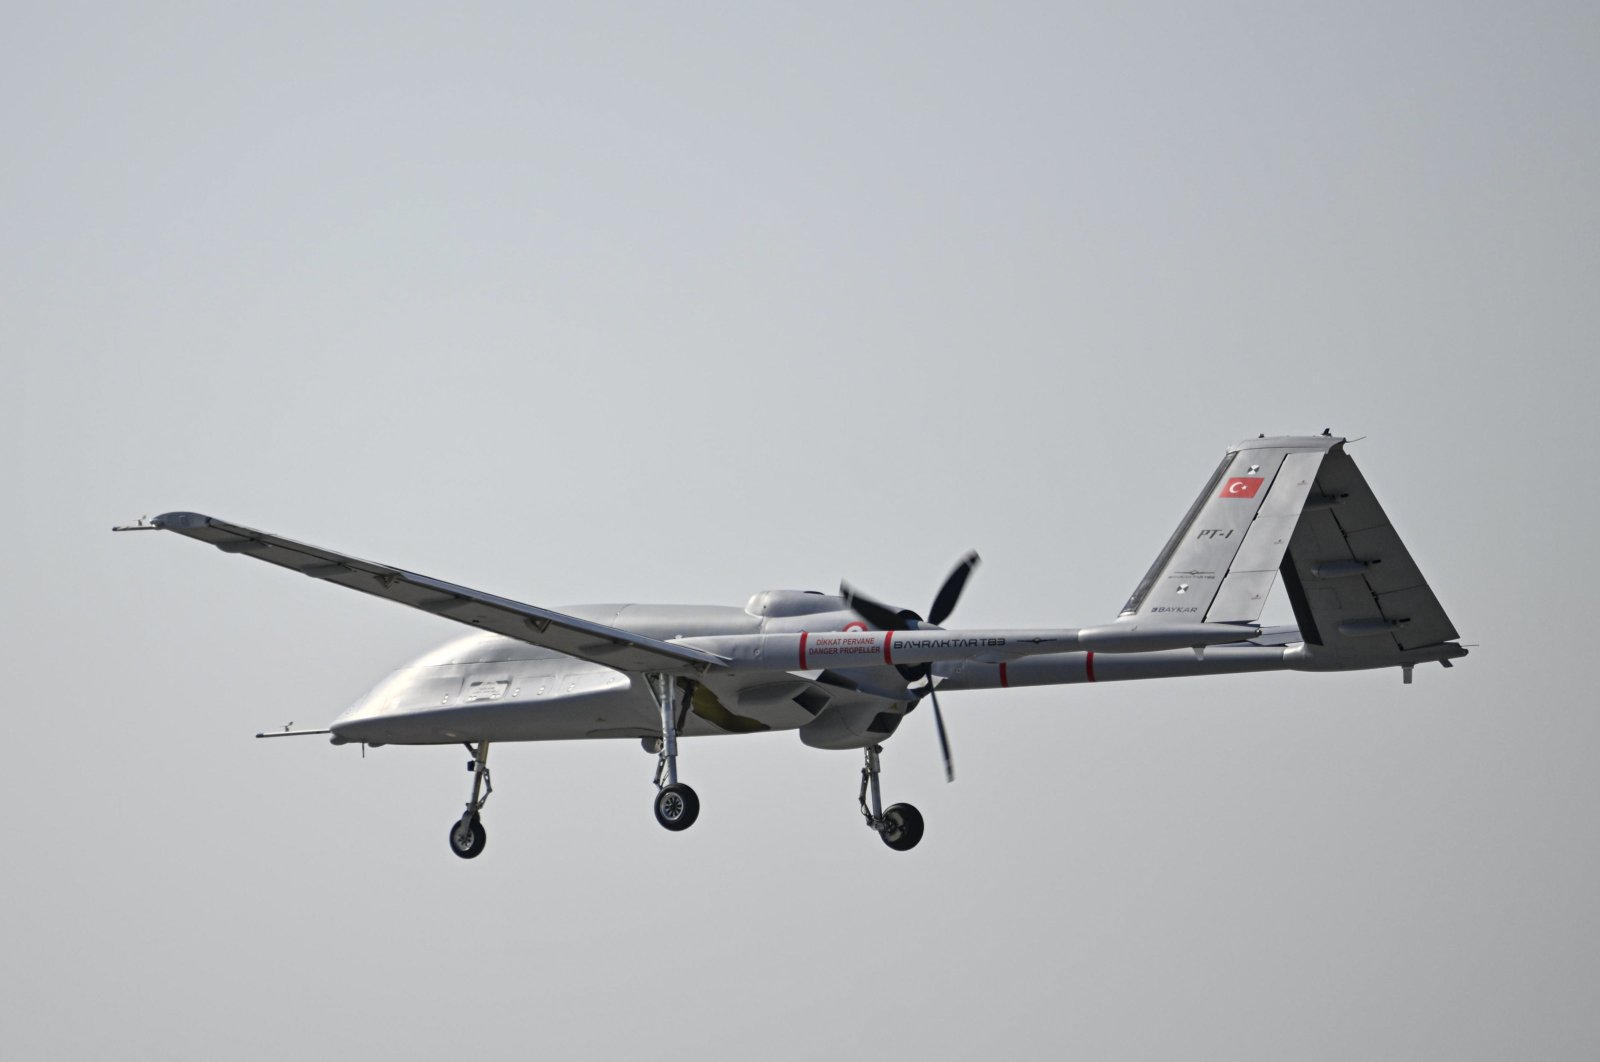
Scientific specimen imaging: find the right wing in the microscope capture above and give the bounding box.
[147,512,727,675]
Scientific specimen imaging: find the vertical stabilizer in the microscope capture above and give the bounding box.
[1119,435,1343,625]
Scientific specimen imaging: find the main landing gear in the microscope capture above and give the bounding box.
[444,687,926,854]
[859,744,924,851]
[649,673,699,832]
[448,741,492,859]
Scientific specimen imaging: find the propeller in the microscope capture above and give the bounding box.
[928,551,979,626]
[841,551,980,783]
[842,550,979,636]
[924,680,955,783]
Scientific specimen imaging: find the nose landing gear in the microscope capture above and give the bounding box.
[449,741,492,859]
[448,813,486,858]
[859,745,924,851]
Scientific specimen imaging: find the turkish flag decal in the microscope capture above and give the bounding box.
[1220,477,1264,499]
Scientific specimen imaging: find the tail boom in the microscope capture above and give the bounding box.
[938,636,1468,691]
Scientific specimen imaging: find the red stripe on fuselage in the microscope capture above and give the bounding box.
[999,662,1009,688]
[799,631,809,669]
[1085,651,1096,682]
[884,632,894,665]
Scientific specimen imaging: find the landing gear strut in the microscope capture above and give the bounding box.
[649,673,699,831]
[448,741,492,859]
[859,744,924,851]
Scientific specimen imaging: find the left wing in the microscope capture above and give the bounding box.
[145,512,727,675]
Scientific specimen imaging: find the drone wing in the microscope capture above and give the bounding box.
[147,512,727,675]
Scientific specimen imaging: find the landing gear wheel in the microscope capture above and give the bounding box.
[880,803,924,851]
[449,814,487,859]
[654,783,700,832]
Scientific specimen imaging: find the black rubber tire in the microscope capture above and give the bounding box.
[449,814,487,859]
[654,783,700,831]
[880,802,924,851]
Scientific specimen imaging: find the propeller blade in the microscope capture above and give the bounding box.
[927,551,981,627]
[841,582,916,632]
[927,681,954,783]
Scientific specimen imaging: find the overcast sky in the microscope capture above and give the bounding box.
[4,3,1597,1059]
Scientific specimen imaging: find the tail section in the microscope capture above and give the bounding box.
[1121,433,1466,669]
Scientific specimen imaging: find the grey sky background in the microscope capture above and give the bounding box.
[4,3,1597,1058]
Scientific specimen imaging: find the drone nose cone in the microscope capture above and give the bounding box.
[330,701,392,745]
[329,689,386,742]
[329,717,379,745]
[333,696,374,724]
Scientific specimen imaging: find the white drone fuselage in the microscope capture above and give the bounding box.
[329,595,1305,751]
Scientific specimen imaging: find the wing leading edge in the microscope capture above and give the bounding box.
[149,512,727,675]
